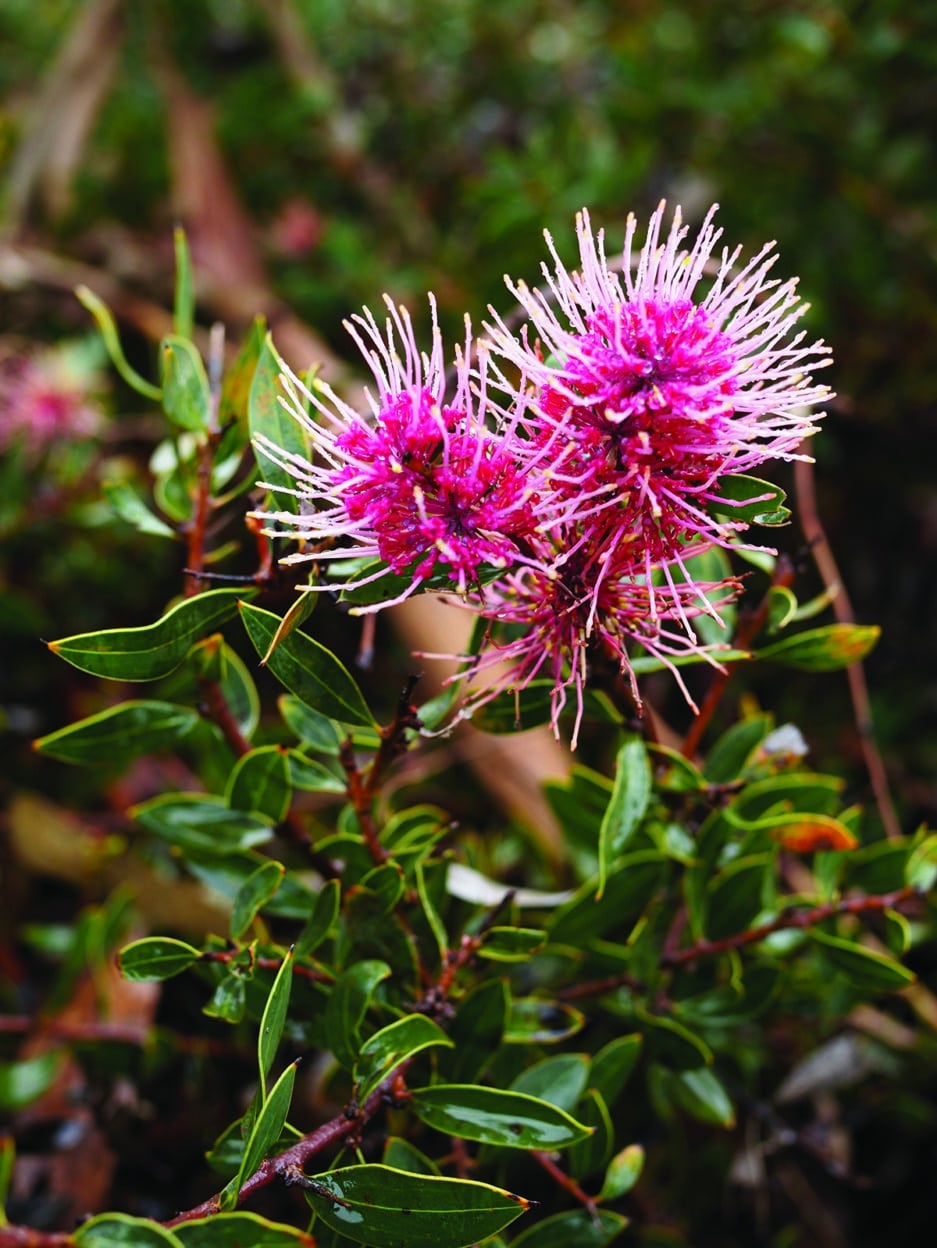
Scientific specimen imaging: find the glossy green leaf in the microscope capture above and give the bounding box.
[295,880,341,955]
[600,1144,645,1201]
[382,1137,439,1176]
[550,852,667,945]
[355,1015,453,1103]
[715,474,790,525]
[504,997,585,1044]
[303,1164,530,1247]
[706,855,772,940]
[249,335,309,513]
[0,1052,63,1111]
[235,1060,298,1193]
[102,479,177,539]
[279,694,342,755]
[409,1084,592,1149]
[34,700,200,766]
[76,285,162,401]
[810,930,916,991]
[230,861,286,940]
[478,926,547,962]
[172,227,195,340]
[47,588,251,681]
[670,1067,736,1128]
[509,1209,628,1248]
[226,746,292,822]
[220,316,265,429]
[132,794,273,855]
[119,937,201,982]
[203,973,247,1024]
[757,623,880,670]
[240,603,374,727]
[510,1054,591,1114]
[568,1088,614,1179]
[288,750,346,794]
[75,1214,183,1246]
[598,735,652,898]
[259,591,318,665]
[174,1211,315,1247]
[259,949,294,1087]
[906,834,937,891]
[702,714,772,783]
[325,960,392,1070]
[766,584,798,632]
[160,335,210,432]
[636,1008,712,1070]
[590,1034,643,1107]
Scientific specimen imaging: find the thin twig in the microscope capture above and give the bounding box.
[794,456,901,840]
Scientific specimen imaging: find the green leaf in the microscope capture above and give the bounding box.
[119,937,201,982]
[75,1214,184,1246]
[906,834,937,891]
[249,335,309,513]
[288,751,346,794]
[231,861,286,941]
[295,880,341,955]
[444,979,508,1083]
[76,285,163,401]
[504,998,585,1044]
[670,1067,736,1128]
[478,926,547,962]
[509,1209,629,1248]
[757,624,880,671]
[409,1084,592,1149]
[172,227,195,340]
[34,700,200,766]
[714,474,790,525]
[766,584,799,632]
[102,479,178,539]
[174,1212,315,1246]
[279,694,342,755]
[382,1137,439,1176]
[705,855,772,940]
[355,1015,453,1103]
[203,973,247,1024]
[510,1054,591,1114]
[550,852,667,945]
[590,1034,643,1107]
[235,1061,298,1194]
[240,603,375,727]
[325,960,392,1070]
[599,1144,645,1201]
[702,714,773,783]
[226,746,292,822]
[160,335,211,432]
[598,735,652,898]
[258,591,318,665]
[810,930,916,991]
[636,1008,712,1071]
[259,949,294,1088]
[0,1133,14,1224]
[132,794,274,855]
[567,1088,614,1179]
[47,588,251,681]
[303,1164,530,1247]
[0,1052,64,1111]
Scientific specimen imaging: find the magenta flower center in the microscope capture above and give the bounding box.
[334,389,535,582]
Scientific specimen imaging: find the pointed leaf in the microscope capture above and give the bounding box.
[75,1215,183,1246]
[757,624,880,671]
[172,228,195,340]
[132,794,273,855]
[119,937,201,982]
[510,1055,591,1114]
[236,1060,298,1191]
[325,960,391,1070]
[240,603,374,727]
[76,285,162,401]
[507,1209,628,1248]
[355,1015,453,1103]
[303,1165,531,1247]
[34,700,200,766]
[590,1035,643,1107]
[160,335,210,432]
[409,1084,592,1149]
[810,930,916,991]
[599,1144,645,1201]
[231,861,286,941]
[249,335,309,513]
[226,746,292,822]
[174,1212,315,1247]
[259,949,294,1087]
[102,479,178,539]
[670,1067,736,1128]
[598,735,652,898]
[47,589,252,681]
[295,879,341,955]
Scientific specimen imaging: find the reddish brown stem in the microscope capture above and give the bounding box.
[794,456,901,841]
[661,885,917,968]
[198,949,333,984]
[532,1150,598,1221]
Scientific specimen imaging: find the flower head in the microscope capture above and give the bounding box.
[253,296,540,611]
[0,344,104,459]
[431,533,740,747]
[485,202,832,564]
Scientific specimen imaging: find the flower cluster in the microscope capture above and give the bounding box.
[254,203,831,743]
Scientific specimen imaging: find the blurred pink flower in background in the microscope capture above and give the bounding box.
[0,343,105,460]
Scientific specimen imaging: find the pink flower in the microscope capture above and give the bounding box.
[430,535,740,747]
[253,296,541,611]
[485,202,832,565]
[0,347,103,459]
